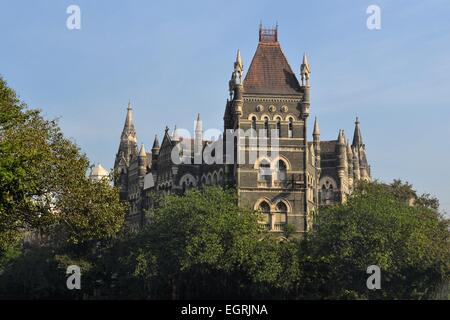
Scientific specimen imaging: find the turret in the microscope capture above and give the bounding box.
[114,101,138,196]
[313,117,321,170]
[194,114,203,162]
[151,135,160,163]
[229,49,244,117]
[138,144,147,178]
[352,117,364,150]
[359,147,370,181]
[300,53,311,119]
[337,129,347,178]
[114,101,138,168]
[352,146,361,181]
[346,142,354,188]
[352,117,370,181]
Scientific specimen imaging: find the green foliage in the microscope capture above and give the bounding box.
[1,86,448,301]
[300,181,450,299]
[0,245,92,299]
[0,76,127,251]
[0,182,447,300]
[94,187,300,299]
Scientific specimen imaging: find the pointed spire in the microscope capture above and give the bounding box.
[139,144,146,157]
[313,117,320,136]
[235,49,243,72]
[195,113,202,132]
[346,141,353,158]
[338,129,346,145]
[115,101,138,170]
[123,101,135,133]
[302,52,310,72]
[301,52,311,86]
[152,135,160,150]
[352,116,364,148]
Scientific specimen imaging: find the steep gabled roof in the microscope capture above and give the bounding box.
[244,40,302,95]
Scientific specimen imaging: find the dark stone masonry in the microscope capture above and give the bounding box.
[111,26,371,233]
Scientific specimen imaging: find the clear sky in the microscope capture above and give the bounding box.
[1,0,449,214]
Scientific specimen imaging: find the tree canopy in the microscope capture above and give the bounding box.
[0,77,126,253]
[0,76,448,300]
[95,187,299,299]
[300,181,450,299]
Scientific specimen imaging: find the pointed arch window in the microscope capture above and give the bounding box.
[321,179,335,205]
[263,117,269,137]
[251,116,257,130]
[259,201,271,230]
[275,202,288,231]
[258,159,272,183]
[276,118,281,137]
[288,118,294,138]
[275,159,287,182]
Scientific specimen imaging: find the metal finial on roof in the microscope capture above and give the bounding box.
[259,22,278,43]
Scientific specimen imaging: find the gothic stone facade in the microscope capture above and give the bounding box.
[113,27,371,232]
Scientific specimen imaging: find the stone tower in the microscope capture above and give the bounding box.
[112,25,373,233]
[223,24,315,233]
[114,101,138,200]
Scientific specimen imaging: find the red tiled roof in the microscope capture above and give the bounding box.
[244,42,302,95]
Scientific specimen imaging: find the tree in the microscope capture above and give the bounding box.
[299,181,450,299]
[94,187,299,299]
[0,76,127,252]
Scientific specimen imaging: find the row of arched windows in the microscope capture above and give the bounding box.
[250,116,294,138]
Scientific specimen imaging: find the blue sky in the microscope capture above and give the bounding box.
[1,0,449,213]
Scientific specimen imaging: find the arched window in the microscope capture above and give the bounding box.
[276,118,281,137]
[288,118,293,138]
[259,201,270,213]
[275,159,287,181]
[212,173,217,185]
[275,202,288,231]
[259,201,271,230]
[251,116,257,131]
[263,117,269,137]
[320,178,336,205]
[259,159,271,183]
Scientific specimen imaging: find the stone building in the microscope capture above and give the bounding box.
[112,25,371,232]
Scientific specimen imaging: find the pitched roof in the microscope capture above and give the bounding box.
[244,41,302,95]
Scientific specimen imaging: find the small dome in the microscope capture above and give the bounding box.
[90,164,109,181]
